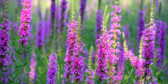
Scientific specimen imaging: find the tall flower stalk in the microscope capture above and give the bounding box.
[96,6,109,82]
[155,20,167,69]
[64,20,78,82]
[58,0,67,57]
[108,0,122,83]
[142,0,156,83]
[95,10,103,46]
[0,0,10,83]
[49,0,56,45]
[36,21,44,48]
[79,0,87,29]
[18,0,32,45]
[47,53,57,84]
[137,11,145,50]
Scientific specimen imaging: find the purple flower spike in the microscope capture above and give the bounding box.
[79,0,87,27]
[71,42,85,82]
[47,53,57,84]
[18,0,32,45]
[142,22,156,77]
[36,21,44,48]
[156,20,167,69]
[137,11,145,50]
[64,20,78,82]
[96,30,110,82]
[95,10,103,46]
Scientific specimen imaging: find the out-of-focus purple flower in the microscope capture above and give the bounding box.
[71,42,85,82]
[79,0,87,28]
[50,0,56,40]
[142,22,155,77]
[108,4,122,83]
[18,0,32,45]
[36,21,44,48]
[155,0,159,12]
[64,20,78,82]
[47,53,57,84]
[116,47,125,82]
[95,10,103,46]
[29,54,36,83]
[155,20,167,69]
[137,11,145,50]
[58,0,67,33]
[17,0,22,6]
[58,0,68,52]
[123,24,130,46]
[96,30,109,82]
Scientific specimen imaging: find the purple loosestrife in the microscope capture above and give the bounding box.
[36,21,44,48]
[50,0,56,43]
[96,30,109,82]
[95,10,103,45]
[0,0,10,82]
[108,4,122,83]
[79,0,87,29]
[58,0,68,55]
[71,41,85,82]
[29,54,36,83]
[123,24,130,47]
[47,53,57,84]
[18,0,32,45]
[137,11,145,50]
[156,20,167,69]
[116,47,125,82]
[142,22,156,79]
[64,20,78,81]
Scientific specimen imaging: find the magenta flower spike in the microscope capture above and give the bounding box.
[64,20,78,82]
[108,4,122,83]
[142,22,156,78]
[96,30,110,82]
[47,53,57,84]
[18,0,32,45]
[71,41,85,82]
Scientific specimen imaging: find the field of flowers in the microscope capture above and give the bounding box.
[0,0,168,84]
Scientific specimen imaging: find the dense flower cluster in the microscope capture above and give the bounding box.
[95,10,103,45]
[71,41,85,82]
[0,19,10,83]
[18,0,32,45]
[59,0,67,33]
[96,30,110,82]
[47,53,57,84]
[36,21,44,48]
[108,4,122,83]
[155,20,167,69]
[64,20,78,81]
[29,54,36,83]
[137,11,145,49]
[142,22,156,77]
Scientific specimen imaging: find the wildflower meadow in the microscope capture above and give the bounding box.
[0,0,168,84]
